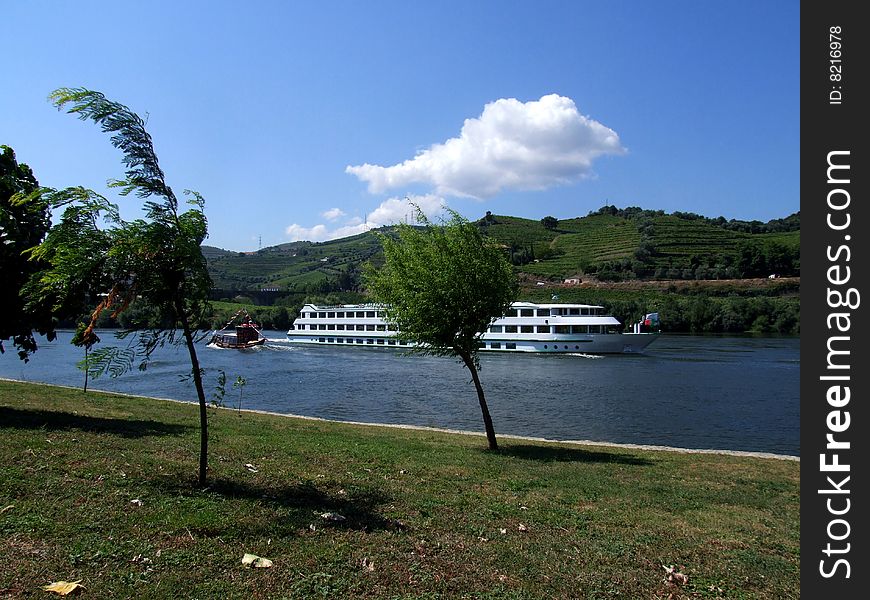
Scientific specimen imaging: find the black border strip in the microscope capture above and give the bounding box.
[801,1,868,595]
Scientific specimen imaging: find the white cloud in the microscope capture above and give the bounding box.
[284,195,446,242]
[346,94,625,198]
[321,207,346,221]
[285,223,330,241]
[367,194,445,226]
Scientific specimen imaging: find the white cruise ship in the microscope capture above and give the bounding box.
[287,302,659,354]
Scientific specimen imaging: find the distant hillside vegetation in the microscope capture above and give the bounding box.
[204,229,386,294]
[478,206,799,282]
[203,206,799,293]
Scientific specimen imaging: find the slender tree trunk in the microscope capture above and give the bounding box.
[459,350,498,450]
[83,345,89,393]
[177,299,209,487]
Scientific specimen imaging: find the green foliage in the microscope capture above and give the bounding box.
[0,145,54,359]
[212,369,228,407]
[27,87,214,485]
[233,375,247,413]
[521,286,800,335]
[29,89,212,354]
[540,215,558,230]
[76,345,137,379]
[366,208,517,366]
[365,208,517,450]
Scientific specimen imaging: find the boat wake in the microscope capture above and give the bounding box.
[566,352,605,359]
[263,343,295,352]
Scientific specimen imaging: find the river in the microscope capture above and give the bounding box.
[0,331,799,456]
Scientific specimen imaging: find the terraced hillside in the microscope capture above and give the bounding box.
[203,208,799,291]
[205,230,385,292]
[479,214,641,279]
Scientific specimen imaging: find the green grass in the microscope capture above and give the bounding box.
[1,380,799,599]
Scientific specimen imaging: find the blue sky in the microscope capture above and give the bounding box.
[2,1,799,251]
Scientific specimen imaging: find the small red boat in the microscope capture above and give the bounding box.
[210,310,266,349]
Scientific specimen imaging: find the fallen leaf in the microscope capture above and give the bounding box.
[499,528,507,534]
[518,523,528,532]
[42,580,84,595]
[241,553,273,568]
[662,565,689,586]
[361,557,375,571]
[320,512,346,522]
[0,505,13,514]
[130,498,143,507]
[244,463,259,473]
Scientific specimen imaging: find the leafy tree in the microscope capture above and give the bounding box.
[27,88,214,486]
[540,215,558,230]
[0,146,54,359]
[366,208,518,450]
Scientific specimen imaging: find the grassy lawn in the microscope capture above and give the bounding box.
[0,380,799,599]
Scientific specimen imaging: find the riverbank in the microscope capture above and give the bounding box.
[1,380,799,598]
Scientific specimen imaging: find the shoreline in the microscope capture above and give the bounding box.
[1,377,799,462]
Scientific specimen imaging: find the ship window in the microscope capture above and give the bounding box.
[543,345,547,349]
[399,340,407,345]
[327,324,335,330]
[581,308,590,315]
[327,338,334,343]
[336,312,344,318]
[489,325,502,333]
[336,324,344,330]
[304,312,313,318]
[318,312,326,318]
[388,340,397,346]
[504,325,517,333]
[366,339,374,344]
[356,324,365,331]
[520,309,534,317]
[376,325,385,331]
[536,309,550,317]
[589,325,602,333]
[318,337,325,343]
[569,308,580,315]
[356,338,364,344]
[366,324,375,331]
[505,309,518,317]
[555,325,570,334]
[318,324,326,330]
[356,311,365,318]
[520,325,534,333]
[377,339,384,345]
[366,311,375,318]
[575,345,580,349]
[490,342,501,349]
[572,325,589,334]
[537,326,551,333]
[505,343,516,350]
[327,312,335,318]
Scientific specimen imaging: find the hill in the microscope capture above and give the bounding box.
[204,206,799,294]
